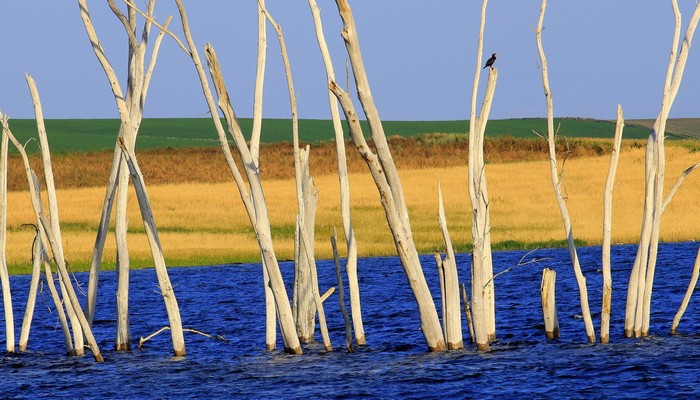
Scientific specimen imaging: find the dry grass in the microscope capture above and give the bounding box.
[4,137,700,273]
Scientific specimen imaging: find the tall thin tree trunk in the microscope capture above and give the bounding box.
[535,0,595,343]
[308,0,364,346]
[601,105,624,344]
[625,1,700,337]
[330,0,445,351]
[437,183,463,350]
[0,115,13,353]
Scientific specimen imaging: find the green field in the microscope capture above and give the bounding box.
[2,117,694,154]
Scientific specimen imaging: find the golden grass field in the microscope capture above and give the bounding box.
[4,138,700,273]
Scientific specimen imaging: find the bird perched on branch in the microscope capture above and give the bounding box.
[483,53,497,69]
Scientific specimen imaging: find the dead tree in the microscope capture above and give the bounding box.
[436,184,463,350]
[535,0,595,343]
[328,0,446,351]
[1,113,103,362]
[132,0,304,354]
[601,105,624,344]
[0,111,12,353]
[258,4,328,347]
[468,0,498,349]
[308,0,365,346]
[79,0,185,356]
[540,268,559,339]
[625,1,700,338]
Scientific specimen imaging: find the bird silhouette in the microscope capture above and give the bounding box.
[483,53,497,69]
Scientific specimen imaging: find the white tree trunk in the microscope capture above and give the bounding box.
[601,105,624,344]
[331,228,354,352]
[19,227,42,352]
[115,154,131,350]
[670,245,700,334]
[86,147,120,325]
[540,268,560,339]
[468,0,498,346]
[329,0,445,351]
[1,115,102,361]
[308,0,364,346]
[202,43,301,354]
[80,0,185,355]
[437,184,463,350]
[625,1,700,337]
[535,0,595,343]
[0,116,13,353]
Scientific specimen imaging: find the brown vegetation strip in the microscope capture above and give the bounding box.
[10,135,644,190]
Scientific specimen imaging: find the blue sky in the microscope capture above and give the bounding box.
[2,1,699,121]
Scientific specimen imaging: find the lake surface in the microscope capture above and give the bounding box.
[3,241,700,398]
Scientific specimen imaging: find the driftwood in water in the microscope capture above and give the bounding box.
[307,0,365,346]
[535,0,595,343]
[601,105,624,344]
[540,268,560,340]
[328,0,445,352]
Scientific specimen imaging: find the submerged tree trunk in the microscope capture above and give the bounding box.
[329,0,445,351]
[80,0,185,355]
[0,116,13,353]
[625,1,700,338]
[437,184,463,350]
[2,114,102,361]
[308,0,365,346]
[540,268,560,340]
[167,0,301,354]
[535,0,595,343]
[467,0,498,349]
[601,105,624,344]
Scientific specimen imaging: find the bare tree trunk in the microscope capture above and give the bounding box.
[115,154,131,350]
[19,229,42,352]
[626,1,700,337]
[202,44,301,354]
[535,0,595,343]
[2,115,102,361]
[331,229,354,352]
[461,283,475,344]
[86,147,120,326]
[308,0,364,346]
[251,1,277,352]
[540,268,560,339]
[671,245,700,334]
[80,0,184,356]
[601,105,624,344]
[330,0,445,351]
[162,0,300,354]
[0,115,13,353]
[437,184,463,350]
[257,4,319,344]
[468,0,498,347]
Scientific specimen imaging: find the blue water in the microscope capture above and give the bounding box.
[2,241,700,398]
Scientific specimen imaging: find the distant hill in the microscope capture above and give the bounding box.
[626,118,700,139]
[1,117,694,154]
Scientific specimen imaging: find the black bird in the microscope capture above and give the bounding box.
[483,53,497,69]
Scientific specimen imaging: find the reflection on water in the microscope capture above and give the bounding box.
[2,242,700,398]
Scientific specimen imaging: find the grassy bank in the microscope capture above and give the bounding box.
[4,135,700,274]
[3,117,668,154]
